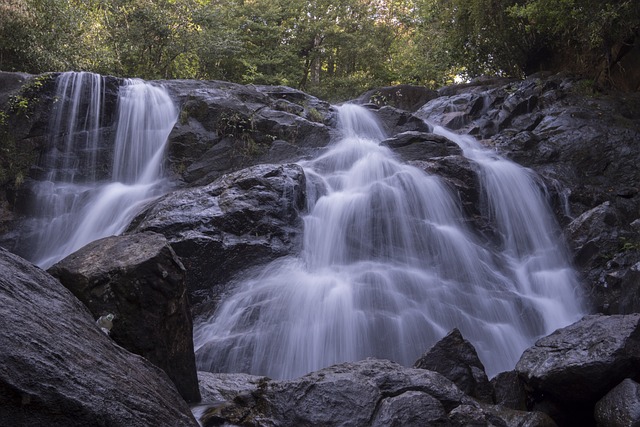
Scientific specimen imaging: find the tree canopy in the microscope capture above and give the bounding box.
[1,0,638,100]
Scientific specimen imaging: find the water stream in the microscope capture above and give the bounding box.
[24,72,177,268]
[194,104,585,378]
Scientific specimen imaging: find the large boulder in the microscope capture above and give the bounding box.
[414,328,494,403]
[163,80,334,186]
[127,163,307,309]
[381,131,462,161]
[370,105,433,136]
[594,378,640,427]
[491,371,528,411]
[516,314,640,404]
[48,231,200,403]
[0,247,198,426]
[198,372,267,403]
[196,358,554,427]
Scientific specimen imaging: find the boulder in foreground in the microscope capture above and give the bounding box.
[0,247,198,426]
[48,231,200,403]
[516,314,640,404]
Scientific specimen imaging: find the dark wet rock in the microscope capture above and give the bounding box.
[516,314,640,405]
[567,202,640,314]
[414,328,494,403]
[486,407,558,427]
[163,80,333,186]
[491,370,528,411]
[0,73,57,244]
[127,163,306,310]
[371,105,432,136]
[0,247,198,426]
[198,372,267,403]
[47,231,200,403]
[567,202,620,267]
[381,131,462,161]
[204,359,478,426]
[196,358,559,427]
[594,378,640,427]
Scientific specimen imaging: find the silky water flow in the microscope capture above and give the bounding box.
[24,72,178,268]
[194,104,585,378]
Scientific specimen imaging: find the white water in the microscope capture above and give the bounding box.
[194,104,585,378]
[26,73,177,268]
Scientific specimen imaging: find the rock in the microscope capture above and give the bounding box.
[47,231,201,403]
[381,131,462,161]
[200,358,475,427]
[516,314,640,404]
[163,80,334,186]
[566,202,640,314]
[198,372,267,403]
[594,378,640,427]
[0,247,198,426]
[446,404,558,427]
[414,328,494,403]
[371,390,450,426]
[195,358,561,427]
[371,105,433,135]
[127,163,306,309]
[491,370,528,411]
[487,407,558,427]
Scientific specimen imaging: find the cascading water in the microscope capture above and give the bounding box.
[194,104,585,378]
[432,125,585,332]
[24,72,177,268]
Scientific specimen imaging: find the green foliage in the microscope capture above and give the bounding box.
[306,107,324,123]
[0,73,51,189]
[619,237,640,252]
[2,0,638,99]
[507,0,640,75]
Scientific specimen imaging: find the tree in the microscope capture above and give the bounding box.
[0,0,90,73]
[508,0,640,79]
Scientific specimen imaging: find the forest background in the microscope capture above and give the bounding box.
[1,0,638,101]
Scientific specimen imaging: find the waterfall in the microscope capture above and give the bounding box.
[25,73,177,269]
[194,104,585,378]
[432,125,585,332]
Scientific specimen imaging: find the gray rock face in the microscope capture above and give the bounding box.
[381,131,462,161]
[195,358,556,427]
[516,314,640,404]
[47,231,200,403]
[128,163,306,309]
[491,371,528,411]
[0,247,198,426]
[594,378,640,427]
[198,372,267,403]
[414,328,494,403]
[198,358,474,426]
[568,202,640,314]
[371,104,433,136]
[163,80,334,186]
